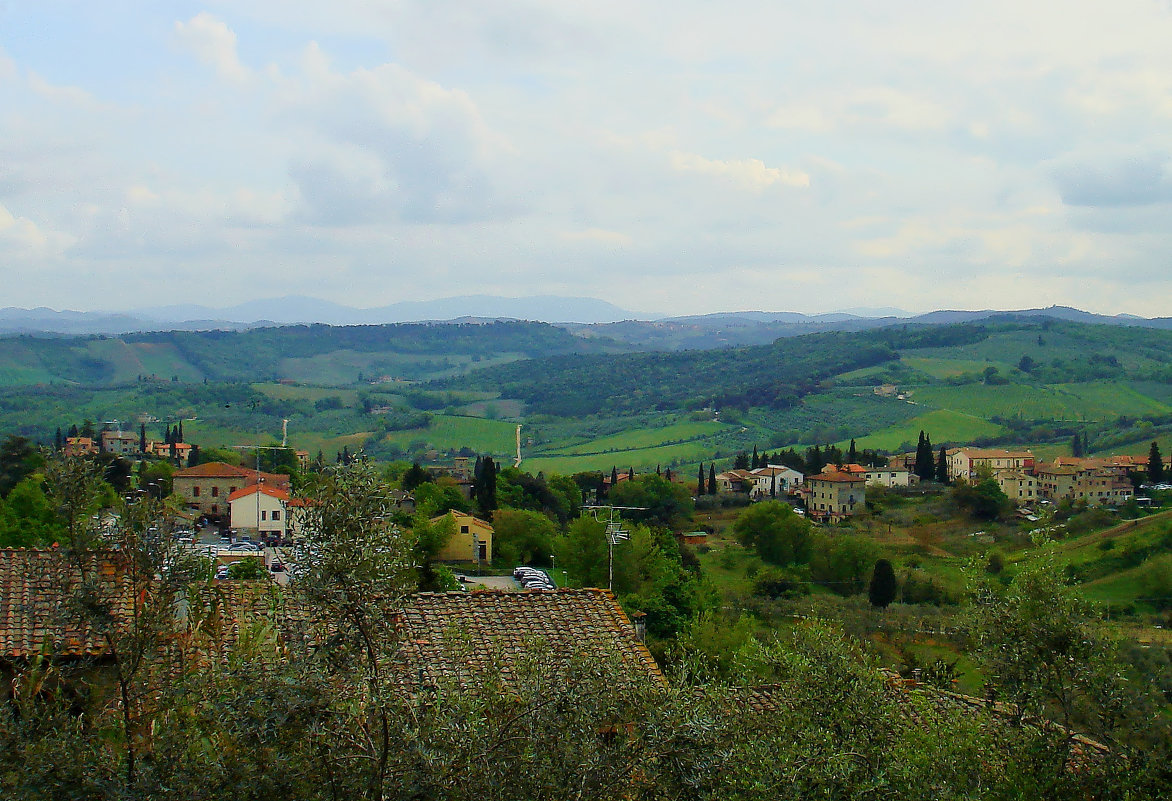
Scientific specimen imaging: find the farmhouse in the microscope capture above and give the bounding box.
[172,462,291,520]
[431,510,494,563]
[805,471,866,522]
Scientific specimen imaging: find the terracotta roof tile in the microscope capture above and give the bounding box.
[393,589,664,691]
[0,549,133,658]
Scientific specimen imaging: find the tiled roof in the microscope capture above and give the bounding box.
[957,449,1033,459]
[0,549,132,658]
[393,589,664,691]
[430,510,494,529]
[173,462,290,486]
[808,471,865,483]
[227,484,290,503]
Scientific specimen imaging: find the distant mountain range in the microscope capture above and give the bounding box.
[1,297,1169,343]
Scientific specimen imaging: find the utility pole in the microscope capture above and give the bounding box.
[586,505,647,590]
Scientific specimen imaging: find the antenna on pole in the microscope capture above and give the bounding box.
[587,505,646,591]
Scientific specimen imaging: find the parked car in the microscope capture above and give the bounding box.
[269,560,285,573]
[228,542,261,552]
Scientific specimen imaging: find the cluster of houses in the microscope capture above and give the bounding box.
[941,448,1139,508]
[711,446,1146,523]
[171,460,493,561]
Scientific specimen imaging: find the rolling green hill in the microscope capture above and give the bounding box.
[2,318,1171,474]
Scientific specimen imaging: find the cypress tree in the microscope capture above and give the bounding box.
[54,427,63,452]
[1071,433,1083,457]
[1149,442,1165,484]
[611,466,618,488]
[770,472,777,498]
[68,423,79,438]
[477,456,498,516]
[178,420,184,442]
[848,439,858,465]
[656,464,661,476]
[869,559,898,608]
[708,464,717,495]
[751,445,759,469]
[936,446,949,484]
[139,423,147,454]
[664,467,672,482]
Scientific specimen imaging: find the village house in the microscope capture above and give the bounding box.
[749,465,805,497]
[864,466,918,488]
[63,436,99,456]
[1032,462,1134,506]
[946,448,1034,483]
[715,469,756,493]
[172,462,291,520]
[432,510,494,563]
[805,471,866,522]
[995,470,1037,505]
[228,484,290,540]
[100,429,139,455]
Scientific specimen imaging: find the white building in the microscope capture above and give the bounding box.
[228,484,289,539]
[750,466,805,497]
[863,468,917,488]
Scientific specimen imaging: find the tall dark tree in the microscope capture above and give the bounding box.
[805,445,825,476]
[68,423,79,438]
[734,451,750,470]
[921,434,933,481]
[664,467,672,482]
[178,420,184,442]
[698,463,706,497]
[869,559,898,608]
[402,462,431,491]
[751,445,759,469]
[847,439,858,465]
[611,466,618,489]
[54,427,63,453]
[656,464,661,476]
[139,423,147,454]
[1071,433,1084,458]
[936,446,949,484]
[770,472,777,499]
[1149,441,1165,484]
[476,456,498,517]
[0,435,43,497]
[708,464,717,495]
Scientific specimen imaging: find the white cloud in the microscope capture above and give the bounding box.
[174,13,251,83]
[669,151,809,190]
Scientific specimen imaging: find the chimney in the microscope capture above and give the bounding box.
[631,611,647,643]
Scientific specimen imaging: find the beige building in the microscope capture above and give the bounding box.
[432,510,494,563]
[805,472,866,522]
[995,470,1037,505]
[1033,463,1133,506]
[101,429,139,455]
[864,468,917,488]
[172,462,291,519]
[946,448,1034,483]
[228,484,290,538]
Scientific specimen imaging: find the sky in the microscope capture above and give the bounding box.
[1,1,1171,317]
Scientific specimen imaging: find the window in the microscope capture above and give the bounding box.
[261,511,267,521]
[272,510,281,521]
[230,486,237,494]
[211,505,218,513]
[460,525,469,534]
[211,486,219,497]
[193,486,200,497]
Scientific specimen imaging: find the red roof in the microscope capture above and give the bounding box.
[809,471,865,483]
[227,484,290,503]
[174,461,290,487]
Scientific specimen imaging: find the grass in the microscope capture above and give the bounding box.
[523,441,726,475]
[254,383,360,404]
[902,356,1015,379]
[845,409,1005,451]
[552,421,732,455]
[380,414,520,455]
